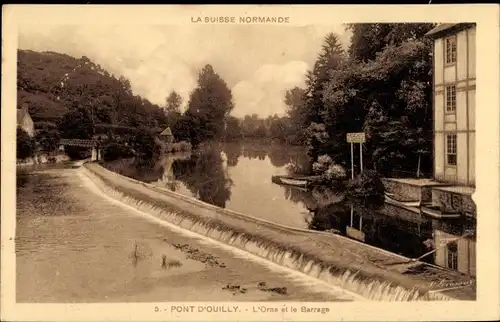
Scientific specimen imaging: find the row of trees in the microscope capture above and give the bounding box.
[164,96,304,146]
[284,23,436,178]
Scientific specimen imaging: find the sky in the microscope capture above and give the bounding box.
[18,23,351,118]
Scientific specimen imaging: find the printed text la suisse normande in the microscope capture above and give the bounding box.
[191,16,291,24]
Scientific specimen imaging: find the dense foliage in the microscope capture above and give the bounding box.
[175,65,234,146]
[18,50,168,129]
[18,23,437,181]
[102,142,135,162]
[17,50,169,159]
[283,24,436,179]
[17,128,35,159]
[35,121,60,153]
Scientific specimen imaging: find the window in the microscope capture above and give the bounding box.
[447,242,458,270]
[446,85,456,112]
[445,36,457,64]
[446,134,457,166]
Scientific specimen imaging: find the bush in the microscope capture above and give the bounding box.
[132,128,162,159]
[17,127,35,159]
[346,169,385,199]
[323,164,347,181]
[103,142,135,162]
[312,154,347,183]
[312,154,333,174]
[35,122,60,153]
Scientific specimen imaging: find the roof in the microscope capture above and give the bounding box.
[159,127,173,136]
[425,23,476,39]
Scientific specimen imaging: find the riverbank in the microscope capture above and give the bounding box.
[82,162,476,301]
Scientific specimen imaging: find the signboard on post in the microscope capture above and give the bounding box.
[347,132,366,179]
[346,132,366,144]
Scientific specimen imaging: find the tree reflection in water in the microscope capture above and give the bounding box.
[172,145,233,208]
[104,157,165,183]
[103,141,474,273]
[223,142,242,167]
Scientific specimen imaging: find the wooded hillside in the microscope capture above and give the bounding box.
[17,49,167,130]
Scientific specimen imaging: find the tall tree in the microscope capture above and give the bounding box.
[304,33,346,123]
[185,64,234,145]
[314,23,435,176]
[284,86,307,145]
[164,90,183,128]
[346,23,393,62]
[165,90,182,114]
[347,23,436,62]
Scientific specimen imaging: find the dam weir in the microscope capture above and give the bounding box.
[82,163,474,301]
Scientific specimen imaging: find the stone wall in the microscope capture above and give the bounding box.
[382,179,434,202]
[432,189,476,216]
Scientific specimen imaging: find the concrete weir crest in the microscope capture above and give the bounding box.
[80,163,458,302]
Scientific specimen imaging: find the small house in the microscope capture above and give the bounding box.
[159,127,175,144]
[17,104,35,137]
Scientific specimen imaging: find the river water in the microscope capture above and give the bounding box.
[104,141,477,278]
[16,164,357,302]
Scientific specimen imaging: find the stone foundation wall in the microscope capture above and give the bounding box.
[432,189,476,216]
[382,179,431,202]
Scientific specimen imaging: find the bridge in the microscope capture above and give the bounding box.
[59,138,103,161]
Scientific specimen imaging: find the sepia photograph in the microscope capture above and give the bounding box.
[2,4,499,322]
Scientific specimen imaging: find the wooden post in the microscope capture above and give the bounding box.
[350,204,354,227]
[360,143,363,173]
[417,154,421,178]
[350,143,354,180]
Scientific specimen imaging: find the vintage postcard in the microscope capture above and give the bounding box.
[2,4,499,322]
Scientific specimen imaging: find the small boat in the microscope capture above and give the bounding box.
[271,175,322,189]
[272,175,308,188]
[384,192,422,207]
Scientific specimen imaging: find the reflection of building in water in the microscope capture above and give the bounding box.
[432,219,476,276]
[307,192,475,274]
[313,200,434,261]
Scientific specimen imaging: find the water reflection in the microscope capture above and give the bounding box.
[173,146,233,208]
[302,191,476,276]
[103,142,475,276]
